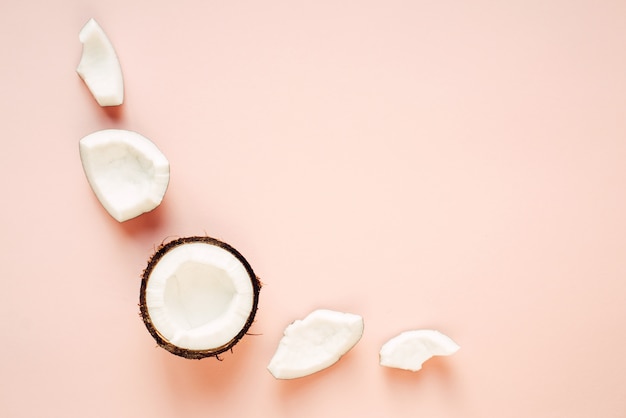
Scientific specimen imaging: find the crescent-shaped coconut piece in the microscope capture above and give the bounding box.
[379,329,459,372]
[79,129,170,222]
[267,309,364,379]
[76,18,124,106]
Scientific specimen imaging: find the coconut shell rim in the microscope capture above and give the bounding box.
[139,236,261,360]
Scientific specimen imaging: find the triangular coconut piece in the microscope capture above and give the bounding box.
[79,129,170,222]
[379,329,459,372]
[76,18,124,106]
[267,309,364,379]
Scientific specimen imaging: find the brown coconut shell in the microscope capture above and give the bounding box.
[139,236,261,359]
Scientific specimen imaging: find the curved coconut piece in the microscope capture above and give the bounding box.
[79,129,170,222]
[76,18,124,106]
[140,236,261,359]
[379,329,459,372]
[267,309,364,379]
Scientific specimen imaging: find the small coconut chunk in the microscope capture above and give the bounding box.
[267,309,364,379]
[379,329,459,372]
[79,129,170,222]
[76,18,124,106]
[140,237,261,359]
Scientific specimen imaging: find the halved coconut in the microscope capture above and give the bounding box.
[379,329,459,372]
[140,236,261,359]
[79,129,170,222]
[76,18,124,106]
[267,309,364,379]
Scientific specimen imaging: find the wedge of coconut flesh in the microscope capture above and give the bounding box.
[79,129,170,222]
[76,18,124,106]
[267,309,364,379]
[379,329,459,372]
[140,236,261,359]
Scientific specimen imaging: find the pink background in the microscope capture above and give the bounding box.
[1,0,626,417]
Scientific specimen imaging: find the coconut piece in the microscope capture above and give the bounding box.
[379,329,459,372]
[140,236,261,359]
[76,18,124,106]
[267,309,364,379]
[79,129,170,222]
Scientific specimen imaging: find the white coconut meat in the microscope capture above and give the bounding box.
[76,18,124,106]
[267,309,364,379]
[79,129,170,222]
[379,329,460,372]
[141,238,259,356]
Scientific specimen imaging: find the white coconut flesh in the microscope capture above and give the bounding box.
[379,329,460,372]
[76,18,124,106]
[267,309,364,379]
[79,129,170,222]
[144,241,256,352]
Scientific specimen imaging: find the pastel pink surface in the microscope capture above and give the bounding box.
[1,1,626,417]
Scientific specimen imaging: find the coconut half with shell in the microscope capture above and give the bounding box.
[140,236,261,359]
